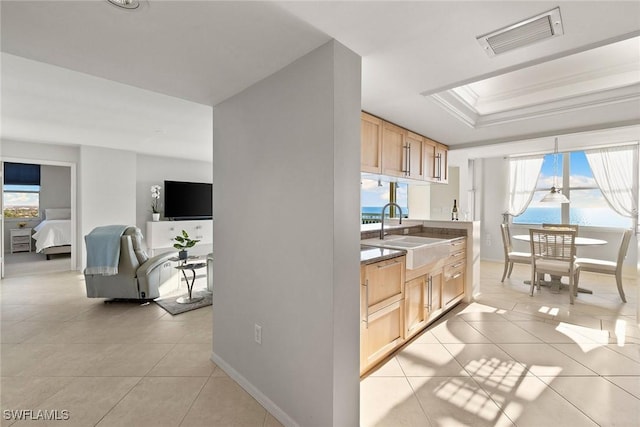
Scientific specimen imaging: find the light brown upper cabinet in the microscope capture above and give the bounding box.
[381,121,407,177]
[361,112,383,174]
[360,111,448,183]
[434,143,448,183]
[405,131,425,180]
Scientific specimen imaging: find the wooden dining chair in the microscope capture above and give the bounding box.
[576,229,633,303]
[529,228,580,304]
[500,223,531,282]
[542,223,579,233]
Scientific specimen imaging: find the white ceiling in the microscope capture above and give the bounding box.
[1,1,639,160]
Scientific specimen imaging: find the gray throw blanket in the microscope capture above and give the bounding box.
[84,225,128,275]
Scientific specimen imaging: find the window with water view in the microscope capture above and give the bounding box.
[361,179,408,224]
[514,151,631,228]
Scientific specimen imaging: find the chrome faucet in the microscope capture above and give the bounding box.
[380,202,403,240]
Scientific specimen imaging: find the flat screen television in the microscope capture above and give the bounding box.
[164,180,213,220]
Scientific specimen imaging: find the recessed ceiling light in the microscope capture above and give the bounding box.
[107,0,139,10]
[477,8,564,57]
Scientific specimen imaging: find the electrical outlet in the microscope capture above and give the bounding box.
[254,324,262,344]
[403,228,409,235]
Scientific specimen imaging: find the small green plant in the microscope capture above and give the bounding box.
[173,230,200,251]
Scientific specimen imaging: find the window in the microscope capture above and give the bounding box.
[361,179,408,224]
[514,151,632,228]
[3,162,41,219]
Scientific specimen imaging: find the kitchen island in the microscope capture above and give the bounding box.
[359,220,480,375]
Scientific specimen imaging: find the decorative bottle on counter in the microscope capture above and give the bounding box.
[451,199,458,221]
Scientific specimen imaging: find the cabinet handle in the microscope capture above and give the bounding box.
[435,153,442,180]
[451,262,464,269]
[363,280,369,329]
[427,276,432,311]
[451,273,462,280]
[407,144,411,176]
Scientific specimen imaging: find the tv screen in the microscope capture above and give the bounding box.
[164,180,212,220]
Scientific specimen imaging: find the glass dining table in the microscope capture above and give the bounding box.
[512,234,607,294]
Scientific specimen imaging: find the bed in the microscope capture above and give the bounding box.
[32,208,72,260]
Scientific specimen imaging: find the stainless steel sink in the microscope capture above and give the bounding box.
[361,235,450,269]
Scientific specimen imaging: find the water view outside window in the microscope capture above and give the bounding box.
[361,179,409,223]
[514,151,631,228]
[3,185,40,218]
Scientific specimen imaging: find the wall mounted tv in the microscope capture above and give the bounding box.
[164,180,213,220]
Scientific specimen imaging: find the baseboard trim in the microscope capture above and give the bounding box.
[210,352,298,427]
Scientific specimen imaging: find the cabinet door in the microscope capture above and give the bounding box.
[423,138,437,181]
[435,144,448,183]
[406,131,425,180]
[361,299,404,373]
[425,270,443,320]
[443,262,465,307]
[405,275,426,338]
[361,112,383,174]
[381,122,407,177]
[363,257,405,312]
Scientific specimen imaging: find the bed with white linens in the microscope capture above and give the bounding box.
[32,208,72,259]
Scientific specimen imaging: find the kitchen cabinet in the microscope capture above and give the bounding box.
[404,275,426,338]
[425,269,443,322]
[434,143,448,183]
[361,112,383,174]
[381,121,407,177]
[360,111,449,183]
[405,131,425,180]
[360,255,405,374]
[443,238,466,307]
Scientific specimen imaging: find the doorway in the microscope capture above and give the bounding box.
[1,158,77,278]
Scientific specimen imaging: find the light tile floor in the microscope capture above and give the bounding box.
[1,261,638,426]
[361,261,640,427]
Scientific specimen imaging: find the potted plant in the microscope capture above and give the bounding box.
[150,184,162,221]
[173,229,200,260]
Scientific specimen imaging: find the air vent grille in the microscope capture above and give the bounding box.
[477,8,564,57]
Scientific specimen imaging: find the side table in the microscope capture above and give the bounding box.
[174,262,207,304]
[11,228,33,253]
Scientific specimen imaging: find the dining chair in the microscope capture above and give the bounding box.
[500,223,531,282]
[529,228,580,304]
[542,223,579,233]
[575,229,633,303]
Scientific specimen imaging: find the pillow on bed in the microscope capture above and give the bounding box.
[45,208,71,220]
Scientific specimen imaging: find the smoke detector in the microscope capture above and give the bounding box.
[477,8,564,57]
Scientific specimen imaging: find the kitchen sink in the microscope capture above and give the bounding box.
[361,235,450,270]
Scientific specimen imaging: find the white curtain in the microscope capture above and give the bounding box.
[585,144,639,230]
[506,155,544,218]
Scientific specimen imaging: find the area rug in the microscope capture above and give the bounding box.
[155,290,212,315]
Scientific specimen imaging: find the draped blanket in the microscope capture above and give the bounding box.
[84,225,128,275]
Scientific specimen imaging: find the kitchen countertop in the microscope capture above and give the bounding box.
[360,245,406,265]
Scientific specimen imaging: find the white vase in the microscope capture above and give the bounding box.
[152,213,160,222]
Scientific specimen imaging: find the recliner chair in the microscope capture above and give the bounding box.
[84,226,176,300]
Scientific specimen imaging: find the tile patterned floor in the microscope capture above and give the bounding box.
[1,261,638,426]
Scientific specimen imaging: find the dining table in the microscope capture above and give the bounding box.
[512,233,607,294]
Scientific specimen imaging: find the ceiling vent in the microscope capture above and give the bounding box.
[477,8,564,57]
[107,0,139,10]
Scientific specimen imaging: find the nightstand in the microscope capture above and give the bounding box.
[10,228,32,253]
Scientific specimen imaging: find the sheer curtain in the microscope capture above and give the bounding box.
[585,144,639,231]
[505,155,544,220]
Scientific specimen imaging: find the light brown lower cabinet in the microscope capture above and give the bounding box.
[425,270,443,322]
[404,275,426,338]
[360,256,406,375]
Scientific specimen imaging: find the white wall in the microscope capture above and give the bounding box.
[79,146,136,268]
[135,153,212,230]
[430,166,460,220]
[212,40,361,426]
